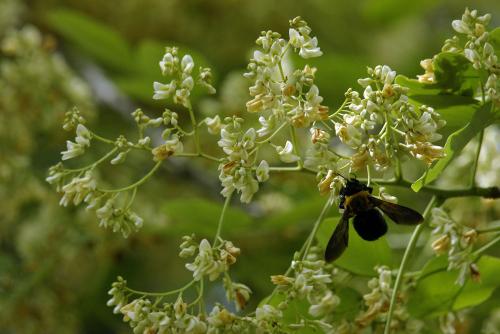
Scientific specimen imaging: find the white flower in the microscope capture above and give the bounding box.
[256,160,269,182]
[153,81,176,100]
[276,140,300,163]
[181,54,194,74]
[288,28,303,48]
[159,51,176,75]
[61,124,92,160]
[299,36,323,58]
[451,20,471,34]
[308,291,340,317]
[59,171,96,206]
[256,304,282,323]
[205,115,222,135]
[185,239,225,281]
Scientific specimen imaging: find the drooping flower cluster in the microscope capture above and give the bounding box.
[153,47,216,107]
[430,207,479,285]
[334,66,446,172]
[217,117,270,203]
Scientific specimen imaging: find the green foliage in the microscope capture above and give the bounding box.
[159,197,252,236]
[408,256,500,317]
[45,9,213,103]
[45,9,134,71]
[317,218,394,276]
[412,102,496,191]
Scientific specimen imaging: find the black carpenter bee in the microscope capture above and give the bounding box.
[325,177,424,262]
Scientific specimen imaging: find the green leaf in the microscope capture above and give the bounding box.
[264,293,316,333]
[419,255,447,278]
[408,269,460,318]
[489,27,500,57]
[395,75,441,96]
[408,256,500,318]
[332,288,363,322]
[454,256,500,310]
[432,52,477,95]
[136,40,166,77]
[317,218,393,276]
[158,198,252,236]
[412,102,496,192]
[45,9,133,72]
[262,195,327,230]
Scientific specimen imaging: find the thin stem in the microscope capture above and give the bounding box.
[125,279,196,297]
[173,152,222,162]
[289,127,303,168]
[188,106,201,154]
[92,132,115,145]
[476,223,500,234]
[256,122,289,145]
[301,193,335,260]
[366,165,371,187]
[100,161,162,193]
[473,233,500,258]
[384,196,437,334]
[213,193,233,245]
[329,98,348,119]
[470,130,484,187]
[188,279,204,307]
[63,147,118,173]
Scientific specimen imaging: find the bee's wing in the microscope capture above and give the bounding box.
[369,196,423,225]
[325,210,350,262]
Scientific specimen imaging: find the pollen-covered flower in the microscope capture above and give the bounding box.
[417,58,435,84]
[152,134,183,161]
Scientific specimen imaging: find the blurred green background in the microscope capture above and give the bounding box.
[1,0,499,333]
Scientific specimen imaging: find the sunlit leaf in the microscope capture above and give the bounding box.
[489,27,500,57]
[408,256,500,317]
[454,256,500,310]
[412,102,496,192]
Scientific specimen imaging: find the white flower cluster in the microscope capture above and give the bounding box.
[180,236,243,282]
[430,207,478,285]
[46,167,144,237]
[356,266,421,333]
[335,66,445,171]
[269,248,344,332]
[108,289,257,334]
[443,8,499,105]
[106,239,258,334]
[153,47,216,107]
[217,117,269,203]
[244,17,328,130]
